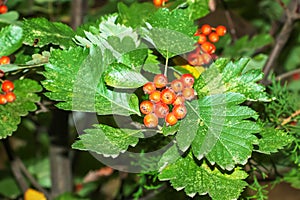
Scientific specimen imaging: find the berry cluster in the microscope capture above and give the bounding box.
[153,0,168,7]
[187,24,227,66]
[0,56,15,105]
[0,2,7,14]
[141,74,195,128]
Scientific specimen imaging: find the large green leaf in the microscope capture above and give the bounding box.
[0,25,23,57]
[0,79,42,139]
[42,47,140,116]
[72,124,143,157]
[195,58,269,101]
[158,151,248,199]
[104,63,148,89]
[256,128,294,154]
[176,93,260,170]
[144,8,197,58]
[185,0,210,20]
[22,18,76,49]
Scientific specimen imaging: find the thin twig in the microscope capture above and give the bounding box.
[220,0,238,41]
[275,68,300,81]
[281,109,300,126]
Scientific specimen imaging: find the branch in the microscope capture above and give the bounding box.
[220,0,238,41]
[261,0,300,85]
[281,109,300,126]
[275,68,300,81]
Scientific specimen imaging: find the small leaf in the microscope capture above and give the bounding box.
[256,128,294,154]
[22,18,76,49]
[104,63,148,89]
[158,152,248,199]
[185,0,210,20]
[0,25,23,57]
[72,124,143,157]
[0,11,19,24]
[143,50,161,74]
[0,79,42,139]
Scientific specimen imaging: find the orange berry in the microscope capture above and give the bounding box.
[161,88,176,105]
[144,113,158,128]
[153,74,168,88]
[143,82,156,94]
[0,56,10,65]
[165,112,178,126]
[180,74,194,88]
[140,100,154,115]
[154,102,169,118]
[201,41,216,54]
[170,79,184,93]
[0,5,8,14]
[182,87,195,100]
[208,32,219,43]
[201,24,212,35]
[197,34,207,44]
[173,95,185,106]
[202,53,212,64]
[216,25,227,36]
[1,80,14,92]
[173,105,187,119]
[0,94,7,105]
[149,90,161,103]
[5,92,16,103]
[153,0,168,7]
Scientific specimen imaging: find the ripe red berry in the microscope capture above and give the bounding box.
[0,5,8,14]
[197,34,207,45]
[149,90,161,103]
[170,79,184,93]
[0,70,4,78]
[187,53,201,66]
[153,0,168,7]
[180,74,194,88]
[216,25,227,36]
[201,24,212,35]
[173,105,187,119]
[0,94,7,105]
[165,112,178,126]
[5,92,16,103]
[201,41,216,54]
[1,80,14,92]
[208,32,219,43]
[182,87,195,100]
[144,113,158,128]
[140,100,154,115]
[161,88,176,105]
[202,53,212,64]
[0,56,10,65]
[173,95,185,106]
[154,102,169,118]
[153,74,168,88]
[143,82,156,94]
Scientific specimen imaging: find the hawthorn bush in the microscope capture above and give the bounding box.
[0,0,300,200]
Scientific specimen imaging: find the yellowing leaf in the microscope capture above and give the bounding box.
[179,65,205,78]
[24,188,46,200]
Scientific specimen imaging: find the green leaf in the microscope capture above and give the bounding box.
[284,168,300,189]
[256,128,294,154]
[22,18,75,49]
[0,11,19,24]
[195,58,269,101]
[143,50,161,74]
[223,34,274,57]
[72,124,143,157]
[158,152,248,199]
[0,176,21,198]
[117,2,156,28]
[185,0,210,20]
[0,25,23,57]
[0,79,42,139]
[104,63,148,89]
[144,8,197,58]
[176,93,260,170]
[42,47,140,116]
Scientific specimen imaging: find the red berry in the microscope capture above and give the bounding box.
[0,94,7,105]
[170,79,184,93]
[0,70,4,78]
[216,25,227,36]
[202,53,212,64]
[143,82,156,94]
[165,112,178,126]
[5,92,16,103]
[153,74,168,88]
[1,80,14,92]
[144,113,158,128]
[201,24,212,35]
[292,73,300,80]
[201,41,216,54]
[153,0,168,7]
[0,56,10,65]
[182,87,195,100]
[140,100,154,115]
[0,5,8,14]
[208,32,219,43]
[173,105,187,119]
[149,90,161,103]
[161,88,176,105]
[173,95,185,106]
[180,74,194,87]
[154,102,169,118]
[197,34,207,44]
